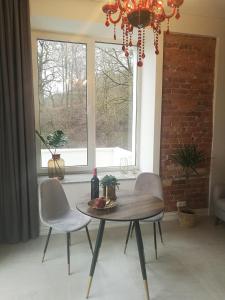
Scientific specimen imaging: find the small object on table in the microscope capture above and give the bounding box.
[106,185,108,200]
[88,197,117,210]
[91,168,99,199]
[94,197,106,209]
[100,175,119,201]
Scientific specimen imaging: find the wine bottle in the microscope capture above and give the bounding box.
[91,168,99,199]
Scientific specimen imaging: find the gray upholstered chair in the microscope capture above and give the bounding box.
[124,172,164,259]
[213,184,225,224]
[40,178,93,275]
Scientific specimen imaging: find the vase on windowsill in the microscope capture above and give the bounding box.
[35,130,68,180]
[48,154,65,180]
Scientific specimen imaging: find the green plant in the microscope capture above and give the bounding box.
[171,144,205,211]
[100,175,120,189]
[35,130,68,155]
[171,144,205,178]
[46,130,68,149]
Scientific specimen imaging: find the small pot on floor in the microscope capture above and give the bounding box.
[178,207,196,227]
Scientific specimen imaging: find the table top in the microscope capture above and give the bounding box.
[76,193,164,222]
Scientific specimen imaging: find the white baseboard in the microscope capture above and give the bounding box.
[39,208,209,236]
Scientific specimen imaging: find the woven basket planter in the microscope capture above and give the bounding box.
[178,209,196,227]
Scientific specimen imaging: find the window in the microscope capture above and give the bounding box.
[95,43,137,167]
[35,34,138,173]
[37,39,88,167]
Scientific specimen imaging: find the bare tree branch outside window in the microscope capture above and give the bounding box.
[37,40,137,167]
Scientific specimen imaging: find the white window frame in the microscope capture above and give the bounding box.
[32,31,140,174]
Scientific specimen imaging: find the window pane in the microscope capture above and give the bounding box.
[37,39,87,167]
[95,43,137,167]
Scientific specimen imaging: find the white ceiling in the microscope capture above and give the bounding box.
[30,0,225,35]
[181,0,225,19]
[90,0,225,19]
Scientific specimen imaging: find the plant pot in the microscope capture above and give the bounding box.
[48,154,65,180]
[178,208,196,227]
[103,185,117,201]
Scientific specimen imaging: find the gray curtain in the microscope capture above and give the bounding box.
[0,0,39,242]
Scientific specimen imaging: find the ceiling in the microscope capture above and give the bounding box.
[30,0,225,36]
[91,0,225,20]
[181,0,225,19]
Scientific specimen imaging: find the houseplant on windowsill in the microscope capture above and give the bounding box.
[36,130,68,180]
[100,175,120,201]
[171,144,205,227]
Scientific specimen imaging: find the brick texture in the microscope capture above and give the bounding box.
[160,33,216,212]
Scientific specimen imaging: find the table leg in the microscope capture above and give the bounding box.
[124,221,132,254]
[134,221,150,300]
[86,220,106,298]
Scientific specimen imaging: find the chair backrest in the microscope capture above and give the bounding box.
[40,179,70,221]
[134,173,163,201]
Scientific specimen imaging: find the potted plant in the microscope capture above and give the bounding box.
[36,130,68,180]
[171,144,205,227]
[100,175,120,201]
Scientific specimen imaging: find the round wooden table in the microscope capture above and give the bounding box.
[77,193,164,300]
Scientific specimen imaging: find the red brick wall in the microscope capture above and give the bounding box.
[160,33,216,212]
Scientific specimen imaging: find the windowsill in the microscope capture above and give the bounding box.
[38,170,139,184]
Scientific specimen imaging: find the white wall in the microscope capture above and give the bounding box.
[139,33,157,173]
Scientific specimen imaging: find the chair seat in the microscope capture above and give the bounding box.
[45,209,91,232]
[141,211,164,223]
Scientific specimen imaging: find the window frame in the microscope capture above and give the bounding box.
[32,31,140,174]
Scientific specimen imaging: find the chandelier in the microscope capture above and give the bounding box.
[102,0,184,66]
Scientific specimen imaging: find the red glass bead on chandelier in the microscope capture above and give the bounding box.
[102,0,184,67]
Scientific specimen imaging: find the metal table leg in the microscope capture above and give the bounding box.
[134,221,150,300]
[124,221,132,254]
[85,226,94,255]
[86,220,106,298]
